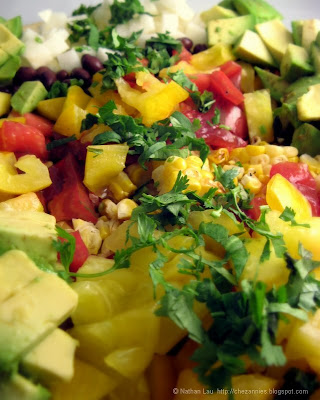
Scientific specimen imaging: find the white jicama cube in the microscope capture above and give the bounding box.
[96,47,110,63]
[156,0,186,14]
[41,12,68,38]
[93,1,112,30]
[114,24,131,38]
[185,21,206,44]
[46,59,61,73]
[143,0,158,14]
[159,13,179,35]
[178,3,195,22]
[44,29,69,58]
[136,33,154,47]
[134,14,156,34]
[38,9,52,23]
[22,28,42,43]
[23,42,53,69]
[57,49,81,72]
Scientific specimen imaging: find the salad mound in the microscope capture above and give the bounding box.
[0,0,320,399]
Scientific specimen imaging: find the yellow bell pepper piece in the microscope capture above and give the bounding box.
[37,97,65,121]
[116,75,189,126]
[83,144,129,194]
[190,43,235,71]
[0,153,52,194]
[0,192,44,212]
[0,92,11,117]
[159,61,200,79]
[67,85,91,109]
[85,97,102,114]
[266,173,312,221]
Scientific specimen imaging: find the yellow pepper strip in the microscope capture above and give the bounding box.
[190,43,235,71]
[266,173,312,221]
[0,192,44,212]
[0,153,52,194]
[159,61,200,79]
[83,144,129,194]
[116,74,189,126]
[37,97,66,121]
[0,92,11,117]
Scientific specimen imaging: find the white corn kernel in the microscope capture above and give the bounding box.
[283,146,298,158]
[250,154,270,165]
[99,199,118,219]
[72,219,102,255]
[265,145,284,158]
[117,199,138,220]
[270,155,288,165]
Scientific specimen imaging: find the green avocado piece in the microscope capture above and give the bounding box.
[310,42,320,74]
[4,16,23,38]
[0,48,9,67]
[256,19,293,63]
[0,55,21,85]
[232,0,282,24]
[291,20,303,46]
[0,23,24,56]
[201,5,237,24]
[280,44,314,82]
[218,0,236,11]
[11,81,48,114]
[291,123,320,156]
[302,19,320,53]
[208,14,255,46]
[273,103,301,132]
[0,210,57,268]
[297,83,320,121]
[234,30,276,67]
[0,374,51,400]
[283,75,320,104]
[254,67,289,102]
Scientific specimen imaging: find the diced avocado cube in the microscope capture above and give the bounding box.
[11,81,48,114]
[22,329,78,384]
[234,30,276,67]
[311,42,320,74]
[283,75,320,104]
[0,55,21,84]
[238,61,255,93]
[244,89,274,142]
[256,19,293,63]
[280,44,314,82]
[255,67,289,102]
[0,91,11,116]
[0,374,51,400]
[0,48,8,67]
[273,103,301,132]
[201,5,237,24]
[292,123,320,156]
[3,16,23,38]
[232,0,283,24]
[208,15,255,47]
[302,19,320,53]
[218,0,236,11]
[291,20,304,46]
[0,23,24,56]
[297,83,320,121]
[0,250,43,304]
[0,262,78,371]
[0,210,57,268]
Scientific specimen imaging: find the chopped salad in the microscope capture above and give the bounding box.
[0,0,320,399]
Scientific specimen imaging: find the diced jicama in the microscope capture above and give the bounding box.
[184,21,206,44]
[23,42,53,69]
[159,13,179,36]
[57,49,81,71]
[44,29,69,58]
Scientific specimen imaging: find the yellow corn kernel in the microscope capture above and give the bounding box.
[96,218,112,240]
[265,145,284,157]
[288,156,299,163]
[184,168,202,180]
[250,154,270,165]
[200,170,214,180]
[166,156,188,171]
[99,199,118,219]
[108,171,137,202]
[258,174,269,184]
[241,173,262,194]
[126,163,152,187]
[247,165,264,176]
[186,178,202,193]
[300,154,320,174]
[72,219,102,255]
[230,148,250,164]
[263,164,272,176]
[117,199,138,220]
[186,155,203,170]
[270,155,288,165]
[246,145,266,156]
[208,148,229,165]
[283,146,299,158]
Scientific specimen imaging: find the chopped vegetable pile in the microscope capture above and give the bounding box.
[1,0,320,399]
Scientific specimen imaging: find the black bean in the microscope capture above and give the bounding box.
[70,67,91,87]
[0,86,12,93]
[81,54,104,75]
[56,70,69,81]
[37,68,57,90]
[193,44,208,54]
[14,67,37,85]
[179,37,193,51]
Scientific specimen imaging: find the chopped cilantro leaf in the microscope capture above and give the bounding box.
[109,0,147,26]
[46,135,76,151]
[280,207,310,228]
[53,226,76,273]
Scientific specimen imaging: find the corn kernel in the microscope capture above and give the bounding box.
[185,168,202,179]
[230,148,250,164]
[258,174,269,184]
[247,165,264,176]
[288,156,299,163]
[270,155,288,165]
[99,199,118,219]
[200,170,214,180]
[263,164,272,176]
[208,148,229,165]
[187,178,202,192]
[166,156,188,170]
[186,155,203,169]
[240,173,262,194]
[246,145,266,156]
[126,163,151,186]
[117,199,138,220]
[96,218,112,239]
[108,171,137,201]
[265,145,284,158]
[250,154,270,165]
[72,219,102,255]
[283,146,298,158]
